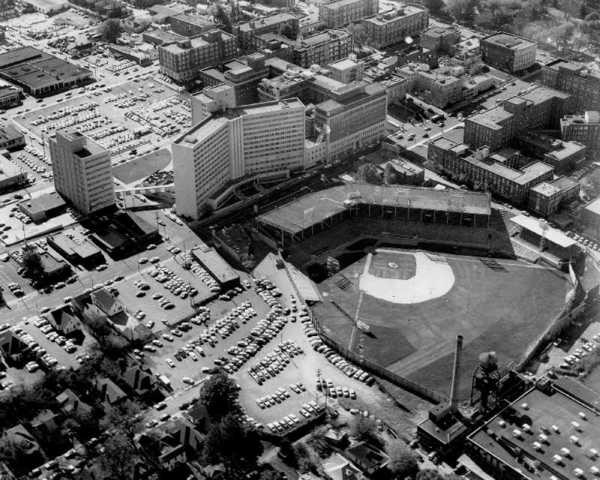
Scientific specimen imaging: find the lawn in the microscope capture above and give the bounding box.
[317,250,570,400]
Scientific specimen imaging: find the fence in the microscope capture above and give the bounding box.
[312,308,446,405]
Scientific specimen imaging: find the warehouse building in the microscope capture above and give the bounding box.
[468,380,600,480]
[0,47,92,97]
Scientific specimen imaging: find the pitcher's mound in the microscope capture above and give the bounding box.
[359,249,454,304]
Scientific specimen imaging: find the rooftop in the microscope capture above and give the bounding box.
[298,29,350,48]
[48,229,101,259]
[238,13,297,32]
[258,184,491,235]
[584,197,600,216]
[176,98,304,146]
[363,6,426,25]
[469,384,600,480]
[0,47,91,91]
[191,244,239,284]
[19,191,66,217]
[483,33,535,50]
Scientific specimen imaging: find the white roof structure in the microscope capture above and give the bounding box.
[511,214,576,248]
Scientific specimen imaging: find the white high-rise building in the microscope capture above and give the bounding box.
[50,131,114,215]
[173,98,305,219]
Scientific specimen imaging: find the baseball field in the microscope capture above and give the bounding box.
[314,248,570,401]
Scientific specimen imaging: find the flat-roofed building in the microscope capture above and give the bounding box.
[528,176,579,217]
[191,244,239,287]
[313,81,387,162]
[515,131,586,173]
[0,122,25,150]
[158,30,237,84]
[18,191,66,223]
[328,58,363,83]
[293,29,353,68]
[47,228,105,269]
[166,13,216,37]
[173,98,306,219]
[361,5,428,49]
[468,381,600,480]
[480,32,536,73]
[0,152,26,192]
[464,86,572,151]
[560,111,600,160]
[420,26,459,54]
[197,53,269,106]
[0,83,21,109]
[0,47,92,97]
[542,60,600,112]
[236,13,299,52]
[319,0,378,28]
[429,139,554,205]
[50,131,114,215]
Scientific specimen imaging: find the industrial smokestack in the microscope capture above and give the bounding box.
[449,334,463,411]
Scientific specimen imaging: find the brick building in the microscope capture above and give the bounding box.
[560,111,600,161]
[361,5,428,49]
[480,32,536,73]
[318,0,378,28]
[541,60,600,112]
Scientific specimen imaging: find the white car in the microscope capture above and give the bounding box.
[166,358,175,368]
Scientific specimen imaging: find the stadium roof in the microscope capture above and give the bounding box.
[258,184,491,235]
[511,214,575,248]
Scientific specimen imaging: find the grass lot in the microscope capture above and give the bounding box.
[317,250,570,400]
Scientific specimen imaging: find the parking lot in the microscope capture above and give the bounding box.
[12,78,189,164]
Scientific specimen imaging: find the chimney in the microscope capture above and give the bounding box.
[449,334,463,410]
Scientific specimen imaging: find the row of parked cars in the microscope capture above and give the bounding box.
[316,377,357,399]
[310,338,375,386]
[11,325,61,371]
[256,382,307,409]
[34,317,78,353]
[266,400,325,434]
[248,340,304,385]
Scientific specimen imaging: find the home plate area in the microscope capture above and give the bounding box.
[359,249,455,304]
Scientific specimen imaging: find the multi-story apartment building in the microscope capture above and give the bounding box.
[293,29,353,68]
[413,69,462,108]
[158,30,237,83]
[166,13,216,37]
[319,0,378,28]
[236,13,299,51]
[480,33,536,73]
[541,60,600,112]
[50,131,114,215]
[173,98,306,219]
[361,5,428,49]
[428,139,554,204]
[464,86,572,151]
[560,111,600,161]
[312,81,387,162]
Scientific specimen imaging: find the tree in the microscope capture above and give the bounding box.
[199,372,240,421]
[214,4,232,33]
[22,244,43,278]
[101,19,122,43]
[386,440,419,479]
[416,470,445,480]
[445,0,478,24]
[357,162,383,185]
[202,414,263,472]
[423,0,445,14]
[99,430,136,480]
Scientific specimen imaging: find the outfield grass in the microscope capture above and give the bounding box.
[317,250,569,400]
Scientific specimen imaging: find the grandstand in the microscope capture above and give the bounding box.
[257,184,492,247]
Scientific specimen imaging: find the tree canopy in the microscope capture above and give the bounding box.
[200,372,241,420]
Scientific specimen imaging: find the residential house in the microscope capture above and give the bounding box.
[56,388,93,417]
[95,376,127,406]
[47,305,82,336]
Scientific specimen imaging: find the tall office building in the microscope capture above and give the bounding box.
[480,33,536,73]
[319,0,378,28]
[173,98,306,219]
[542,60,600,112]
[361,6,429,49]
[50,131,114,215]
